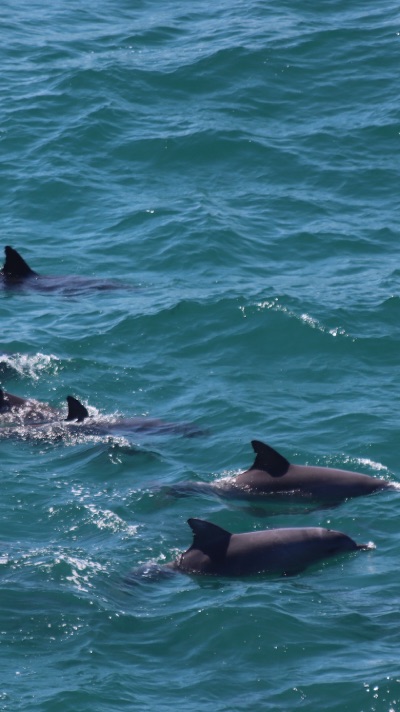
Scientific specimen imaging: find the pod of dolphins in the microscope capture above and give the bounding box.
[1,246,395,579]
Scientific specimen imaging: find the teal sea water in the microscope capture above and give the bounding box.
[1,1,400,710]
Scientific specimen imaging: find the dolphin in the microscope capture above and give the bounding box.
[232,440,391,499]
[64,395,205,437]
[0,391,204,439]
[166,518,370,577]
[169,440,392,504]
[0,246,129,293]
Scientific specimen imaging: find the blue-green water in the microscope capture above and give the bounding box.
[1,1,400,710]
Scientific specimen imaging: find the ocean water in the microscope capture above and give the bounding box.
[1,0,400,710]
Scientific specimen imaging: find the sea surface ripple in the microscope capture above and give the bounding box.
[1,1,400,711]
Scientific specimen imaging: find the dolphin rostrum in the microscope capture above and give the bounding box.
[167,518,370,576]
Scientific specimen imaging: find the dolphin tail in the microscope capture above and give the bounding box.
[2,246,38,278]
[250,440,290,477]
[66,395,89,422]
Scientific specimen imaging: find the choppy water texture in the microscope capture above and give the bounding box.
[1,1,400,710]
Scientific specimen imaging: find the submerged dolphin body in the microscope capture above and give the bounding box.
[170,440,392,504]
[0,246,129,293]
[161,518,369,577]
[64,396,204,438]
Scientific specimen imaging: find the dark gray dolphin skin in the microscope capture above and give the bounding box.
[65,395,204,437]
[65,396,89,422]
[167,518,369,577]
[1,246,37,278]
[0,388,57,421]
[0,246,128,293]
[0,391,203,438]
[172,440,392,503]
[232,440,391,500]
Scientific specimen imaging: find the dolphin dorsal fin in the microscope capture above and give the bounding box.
[250,440,290,477]
[66,395,89,422]
[187,518,231,559]
[2,246,37,278]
